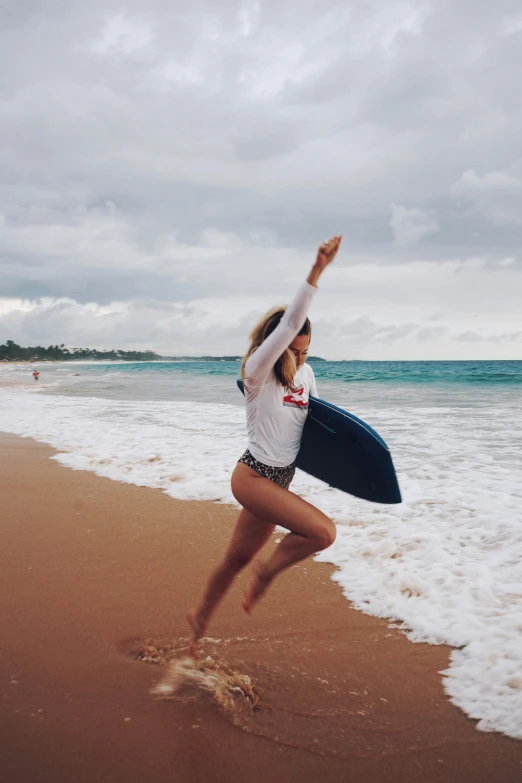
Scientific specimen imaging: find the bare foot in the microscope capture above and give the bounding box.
[187,610,205,660]
[242,562,271,615]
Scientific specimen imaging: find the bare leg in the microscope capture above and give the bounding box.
[188,463,336,656]
[242,530,327,613]
[187,507,275,658]
[231,463,336,614]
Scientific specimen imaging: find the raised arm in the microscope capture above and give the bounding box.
[244,235,342,386]
[244,281,316,385]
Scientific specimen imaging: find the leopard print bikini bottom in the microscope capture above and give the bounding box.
[237,449,296,489]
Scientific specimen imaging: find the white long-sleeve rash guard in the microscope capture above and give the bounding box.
[243,280,318,467]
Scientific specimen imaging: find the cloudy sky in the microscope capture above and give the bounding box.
[1,0,521,359]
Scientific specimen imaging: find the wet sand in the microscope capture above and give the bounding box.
[0,432,521,782]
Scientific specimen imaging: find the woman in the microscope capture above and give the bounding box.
[188,235,342,658]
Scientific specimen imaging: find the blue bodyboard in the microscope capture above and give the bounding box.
[237,379,402,504]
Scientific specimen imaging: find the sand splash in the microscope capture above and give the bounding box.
[129,638,259,723]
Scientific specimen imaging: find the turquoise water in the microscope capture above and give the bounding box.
[21,358,518,416]
[74,359,522,385]
[19,358,519,411]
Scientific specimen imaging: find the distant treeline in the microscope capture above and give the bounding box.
[0,340,161,362]
[0,340,326,362]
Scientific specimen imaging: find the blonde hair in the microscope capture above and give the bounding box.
[241,306,312,391]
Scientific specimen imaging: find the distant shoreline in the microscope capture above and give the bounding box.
[0,355,327,363]
[2,357,522,364]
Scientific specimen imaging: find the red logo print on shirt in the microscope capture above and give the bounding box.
[282,387,308,409]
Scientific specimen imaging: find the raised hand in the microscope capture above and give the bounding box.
[315,235,342,271]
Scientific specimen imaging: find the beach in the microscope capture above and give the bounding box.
[1,432,521,782]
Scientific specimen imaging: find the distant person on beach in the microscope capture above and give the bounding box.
[32,370,40,381]
[188,235,342,658]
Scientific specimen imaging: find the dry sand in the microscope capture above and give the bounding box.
[0,432,521,782]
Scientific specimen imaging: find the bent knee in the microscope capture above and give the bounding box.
[314,521,336,550]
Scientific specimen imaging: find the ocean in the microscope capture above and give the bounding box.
[1,358,521,739]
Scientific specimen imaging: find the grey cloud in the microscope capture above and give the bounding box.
[454,329,522,343]
[232,123,304,161]
[1,295,520,359]
[0,296,255,355]
[0,0,522,358]
[451,168,522,226]
[323,316,419,344]
[416,327,446,343]
[389,203,440,248]
[454,331,486,342]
